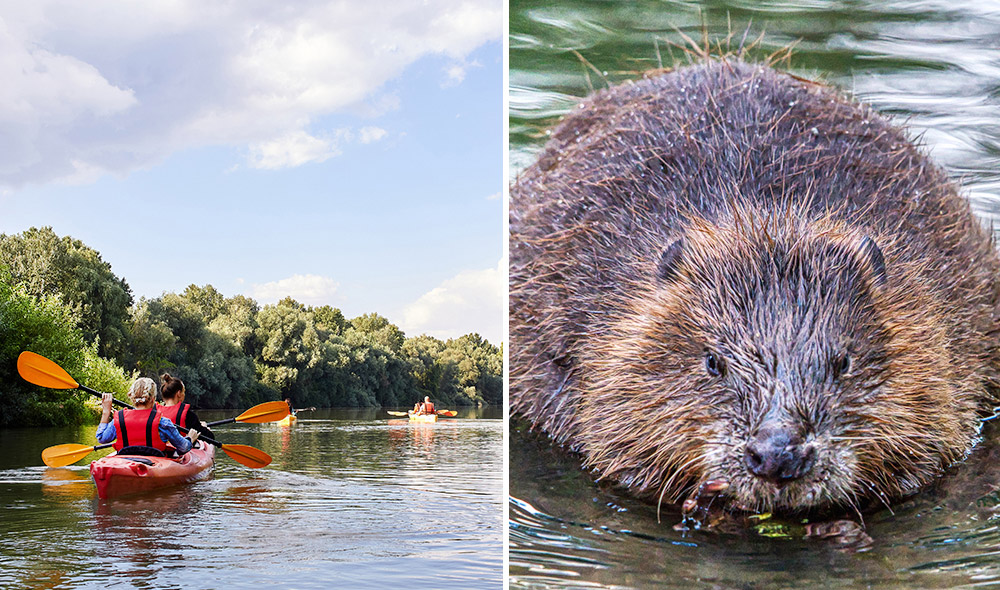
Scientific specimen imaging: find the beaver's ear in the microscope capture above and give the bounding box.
[657,237,685,282]
[856,235,887,286]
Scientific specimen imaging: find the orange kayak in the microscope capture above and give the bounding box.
[89,443,216,499]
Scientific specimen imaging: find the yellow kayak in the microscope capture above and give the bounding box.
[409,413,437,423]
[278,414,297,427]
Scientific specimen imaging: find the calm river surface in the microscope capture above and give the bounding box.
[0,407,502,589]
[511,0,1000,588]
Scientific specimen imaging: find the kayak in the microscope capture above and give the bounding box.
[409,413,437,423]
[278,414,296,426]
[89,443,216,499]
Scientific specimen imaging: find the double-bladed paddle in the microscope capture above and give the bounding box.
[386,409,458,417]
[205,400,289,427]
[20,351,276,468]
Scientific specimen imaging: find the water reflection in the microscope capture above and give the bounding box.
[40,467,92,502]
[0,407,502,589]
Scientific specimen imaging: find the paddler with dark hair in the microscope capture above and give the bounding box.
[160,373,215,439]
[95,377,199,457]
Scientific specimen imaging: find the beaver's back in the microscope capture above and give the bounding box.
[510,60,1000,446]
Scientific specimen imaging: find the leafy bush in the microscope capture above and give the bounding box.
[0,267,90,426]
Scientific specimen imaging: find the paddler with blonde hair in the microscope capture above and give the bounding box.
[95,377,199,457]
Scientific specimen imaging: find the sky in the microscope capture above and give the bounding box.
[0,0,504,346]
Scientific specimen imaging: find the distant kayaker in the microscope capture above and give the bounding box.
[285,398,296,416]
[420,396,435,415]
[96,377,199,457]
[159,373,215,439]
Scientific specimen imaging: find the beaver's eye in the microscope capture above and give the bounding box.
[704,351,725,377]
[833,353,851,378]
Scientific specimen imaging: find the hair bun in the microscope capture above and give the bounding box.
[161,373,173,383]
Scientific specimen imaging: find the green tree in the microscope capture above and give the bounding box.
[122,298,177,374]
[183,284,227,322]
[403,335,447,397]
[124,288,263,408]
[209,294,260,357]
[0,267,131,426]
[442,333,503,405]
[0,227,133,360]
[312,305,347,337]
[254,298,322,397]
[399,332,503,406]
[349,313,405,352]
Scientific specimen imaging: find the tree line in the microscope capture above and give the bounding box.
[0,227,502,426]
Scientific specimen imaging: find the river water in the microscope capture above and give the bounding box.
[0,407,502,589]
[510,0,1000,588]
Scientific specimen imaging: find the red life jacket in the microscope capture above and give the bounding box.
[158,402,189,429]
[112,407,168,452]
[423,401,435,414]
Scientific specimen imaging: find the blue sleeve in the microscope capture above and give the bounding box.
[96,421,116,444]
[158,418,192,454]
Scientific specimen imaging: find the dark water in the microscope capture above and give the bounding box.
[0,407,502,589]
[510,0,1000,588]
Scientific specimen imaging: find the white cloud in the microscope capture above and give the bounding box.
[251,274,339,306]
[444,64,467,86]
[0,0,501,187]
[358,126,387,144]
[247,130,340,169]
[400,259,503,345]
[442,58,483,88]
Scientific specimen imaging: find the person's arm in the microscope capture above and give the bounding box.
[96,421,116,443]
[185,409,215,439]
[96,393,116,443]
[158,418,196,454]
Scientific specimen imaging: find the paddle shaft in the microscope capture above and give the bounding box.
[206,416,239,427]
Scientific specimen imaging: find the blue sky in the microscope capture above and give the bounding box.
[0,1,503,346]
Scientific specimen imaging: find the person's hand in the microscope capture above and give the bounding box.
[188,429,200,443]
[100,392,114,421]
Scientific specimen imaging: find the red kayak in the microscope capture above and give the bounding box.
[89,443,216,499]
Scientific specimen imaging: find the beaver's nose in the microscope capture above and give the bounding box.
[744,426,816,484]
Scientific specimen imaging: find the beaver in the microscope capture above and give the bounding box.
[509,58,1000,517]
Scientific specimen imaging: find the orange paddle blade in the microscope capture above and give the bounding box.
[42,443,97,467]
[233,401,289,424]
[387,411,409,416]
[17,351,80,390]
[220,444,272,468]
[436,410,457,417]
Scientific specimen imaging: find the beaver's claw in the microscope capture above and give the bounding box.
[675,479,731,531]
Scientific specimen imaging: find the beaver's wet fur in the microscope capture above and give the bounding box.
[509,59,1000,515]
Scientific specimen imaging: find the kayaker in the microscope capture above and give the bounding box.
[285,398,296,416]
[96,377,199,457]
[421,396,435,415]
[159,373,215,439]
